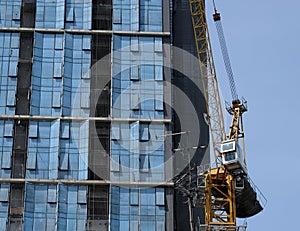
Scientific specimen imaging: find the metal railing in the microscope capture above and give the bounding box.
[248,176,267,208]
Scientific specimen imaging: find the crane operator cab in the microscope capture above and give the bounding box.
[221,139,247,175]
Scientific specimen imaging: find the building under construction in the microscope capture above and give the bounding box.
[0,0,211,230]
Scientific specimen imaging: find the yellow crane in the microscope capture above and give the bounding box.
[188,0,266,230]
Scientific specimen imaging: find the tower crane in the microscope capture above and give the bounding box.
[188,0,266,230]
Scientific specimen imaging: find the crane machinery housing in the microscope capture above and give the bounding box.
[188,0,266,230]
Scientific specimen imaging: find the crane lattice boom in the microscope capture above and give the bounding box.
[188,1,266,230]
[189,0,226,167]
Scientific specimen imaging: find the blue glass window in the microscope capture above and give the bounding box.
[6,90,16,106]
[0,33,19,115]
[77,186,87,204]
[139,154,149,172]
[130,188,139,205]
[66,7,74,22]
[29,122,38,138]
[139,123,149,141]
[59,152,69,170]
[35,0,64,29]
[130,92,140,110]
[111,155,121,172]
[4,121,13,137]
[0,185,9,202]
[0,0,22,27]
[65,0,92,29]
[112,124,121,140]
[130,66,139,81]
[60,122,70,139]
[155,94,164,111]
[155,188,164,205]
[1,152,11,169]
[47,186,57,203]
[113,8,122,24]
[27,152,37,170]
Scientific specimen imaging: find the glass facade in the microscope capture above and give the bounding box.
[110,186,165,231]
[112,0,162,31]
[0,0,169,230]
[110,0,167,228]
[0,0,22,27]
[0,0,209,230]
[0,33,19,115]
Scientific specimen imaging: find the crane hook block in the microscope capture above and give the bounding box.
[213,12,221,21]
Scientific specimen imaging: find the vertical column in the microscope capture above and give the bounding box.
[172,0,210,230]
[8,1,36,230]
[87,1,112,230]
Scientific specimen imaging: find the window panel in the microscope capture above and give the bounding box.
[66,7,74,22]
[139,154,149,172]
[8,61,18,76]
[130,93,140,110]
[149,10,162,26]
[77,219,86,230]
[12,5,21,20]
[27,152,37,170]
[155,188,164,205]
[80,92,90,108]
[111,155,120,172]
[55,35,63,50]
[130,188,138,205]
[113,9,122,24]
[131,1,139,31]
[156,221,165,230]
[130,220,139,231]
[1,152,11,169]
[47,186,57,203]
[140,9,148,25]
[78,186,86,204]
[60,122,70,139]
[0,186,9,202]
[130,66,139,81]
[155,94,163,111]
[29,122,38,138]
[6,90,16,106]
[82,36,91,50]
[140,123,149,141]
[112,125,120,140]
[130,122,139,140]
[4,120,13,137]
[131,37,139,51]
[53,63,62,78]
[155,65,163,81]
[155,38,163,52]
[59,152,69,170]
[52,91,61,108]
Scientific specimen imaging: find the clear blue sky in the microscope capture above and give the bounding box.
[206,0,300,230]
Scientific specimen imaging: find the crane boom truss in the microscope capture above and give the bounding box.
[189,1,244,230]
[188,1,265,230]
[189,0,226,167]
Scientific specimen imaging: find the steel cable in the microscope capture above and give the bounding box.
[215,20,238,100]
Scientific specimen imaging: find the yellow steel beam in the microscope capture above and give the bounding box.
[188,0,226,167]
[204,168,236,227]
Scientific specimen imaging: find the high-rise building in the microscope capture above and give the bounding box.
[0,0,209,230]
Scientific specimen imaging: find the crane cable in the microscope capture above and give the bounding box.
[212,0,239,101]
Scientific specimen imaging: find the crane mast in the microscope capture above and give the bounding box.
[188,1,266,230]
